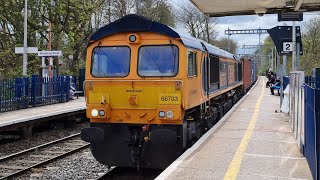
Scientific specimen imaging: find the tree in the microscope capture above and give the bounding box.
[0,0,107,77]
[111,0,135,20]
[300,16,320,75]
[213,37,238,54]
[52,0,101,75]
[140,0,175,27]
[175,4,217,43]
[0,0,176,78]
[261,36,274,70]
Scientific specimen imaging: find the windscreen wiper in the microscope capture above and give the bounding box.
[144,48,161,72]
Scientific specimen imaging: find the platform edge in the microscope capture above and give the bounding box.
[155,77,261,180]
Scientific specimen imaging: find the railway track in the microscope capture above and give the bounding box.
[0,133,89,179]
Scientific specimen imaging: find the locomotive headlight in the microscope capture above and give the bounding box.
[128,34,140,44]
[158,111,165,118]
[91,109,98,117]
[129,34,136,42]
[99,110,105,116]
[166,111,174,118]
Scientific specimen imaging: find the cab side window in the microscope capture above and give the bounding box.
[188,51,197,77]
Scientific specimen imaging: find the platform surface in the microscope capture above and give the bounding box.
[157,77,312,180]
[0,97,86,128]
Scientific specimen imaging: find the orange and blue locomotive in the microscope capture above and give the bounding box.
[81,14,255,169]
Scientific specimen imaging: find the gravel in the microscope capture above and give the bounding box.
[0,122,89,158]
[0,121,160,179]
[16,149,109,180]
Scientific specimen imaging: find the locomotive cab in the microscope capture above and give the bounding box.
[85,41,184,125]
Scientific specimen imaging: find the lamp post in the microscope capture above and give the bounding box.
[292,21,296,72]
[271,47,274,70]
[48,22,52,78]
[23,0,28,76]
[48,0,56,78]
[227,27,231,52]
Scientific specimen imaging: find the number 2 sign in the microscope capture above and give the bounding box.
[283,42,293,52]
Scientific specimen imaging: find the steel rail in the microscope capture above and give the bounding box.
[0,133,89,179]
[0,133,81,162]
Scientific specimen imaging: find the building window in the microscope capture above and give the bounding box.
[188,51,197,77]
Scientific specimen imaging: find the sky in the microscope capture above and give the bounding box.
[170,0,320,54]
[215,13,319,53]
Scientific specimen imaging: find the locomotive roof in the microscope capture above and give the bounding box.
[89,14,236,60]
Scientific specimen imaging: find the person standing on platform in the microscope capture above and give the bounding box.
[266,68,274,87]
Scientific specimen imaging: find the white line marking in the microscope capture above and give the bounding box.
[243,153,305,160]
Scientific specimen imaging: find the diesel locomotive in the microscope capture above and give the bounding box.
[81,14,257,169]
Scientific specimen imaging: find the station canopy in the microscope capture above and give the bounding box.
[190,0,320,17]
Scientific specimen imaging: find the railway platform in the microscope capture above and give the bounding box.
[0,97,86,136]
[157,77,312,180]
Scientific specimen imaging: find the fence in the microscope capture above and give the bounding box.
[303,74,320,179]
[288,72,305,151]
[0,75,76,113]
[304,84,319,179]
[280,71,320,179]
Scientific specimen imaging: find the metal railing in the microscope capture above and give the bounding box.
[0,75,79,113]
[31,75,70,107]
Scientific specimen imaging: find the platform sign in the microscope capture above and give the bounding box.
[267,26,303,55]
[283,42,293,52]
[15,47,38,54]
[278,12,303,22]
[38,51,62,57]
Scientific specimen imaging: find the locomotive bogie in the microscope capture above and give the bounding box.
[85,123,185,169]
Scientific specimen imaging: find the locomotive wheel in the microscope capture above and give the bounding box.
[233,94,238,104]
[218,106,224,119]
[223,103,229,114]
[228,99,233,110]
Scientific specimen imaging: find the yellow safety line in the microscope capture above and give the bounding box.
[224,79,265,180]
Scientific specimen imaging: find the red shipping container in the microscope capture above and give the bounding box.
[242,58,252,91]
